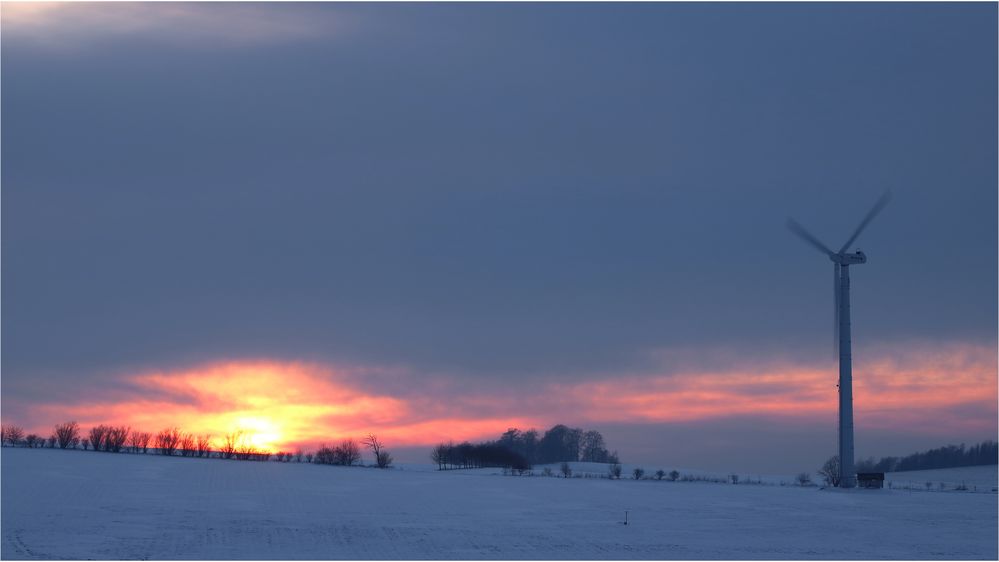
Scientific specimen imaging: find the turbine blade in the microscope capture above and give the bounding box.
[838,190,892,253]
[787,218,835,256]
[834,263,840,358]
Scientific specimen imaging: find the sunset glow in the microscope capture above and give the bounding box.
[7,342,994,454]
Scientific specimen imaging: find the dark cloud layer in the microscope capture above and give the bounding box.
[3,4,996,391]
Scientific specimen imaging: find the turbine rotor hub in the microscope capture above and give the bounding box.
[831,251,866,265]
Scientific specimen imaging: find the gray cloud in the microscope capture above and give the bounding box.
[2,4,996,460]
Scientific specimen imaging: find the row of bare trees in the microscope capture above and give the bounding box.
[309,435,392,468]
[314,439,362,466]
[2,422,392,468]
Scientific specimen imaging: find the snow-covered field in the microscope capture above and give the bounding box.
[2,448,996,560]
[885,465,998,492]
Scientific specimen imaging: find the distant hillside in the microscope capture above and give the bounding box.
[857,440,998,473]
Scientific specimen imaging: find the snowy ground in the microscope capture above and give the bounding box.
[2,448,996,560]
[884,465,998,492]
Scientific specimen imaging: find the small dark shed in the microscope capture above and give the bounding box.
[857,472,885,489]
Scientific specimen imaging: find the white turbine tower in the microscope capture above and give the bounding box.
[787,191,891,488]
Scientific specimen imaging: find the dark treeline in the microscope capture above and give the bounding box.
[497,425,619,465]
[856,440,998,473]
[431,424,619,470]
[0,422,392,468]
[432,441,531,470]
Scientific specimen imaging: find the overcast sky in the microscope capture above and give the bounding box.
[2,2,996,473]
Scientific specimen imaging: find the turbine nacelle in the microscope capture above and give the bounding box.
[832,251,866,265]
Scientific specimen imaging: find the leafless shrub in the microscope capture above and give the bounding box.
[560,462,572,478]
[24,434,43,448]
[609,463,622,479]
[796,472,813,486]
[156,428,181,455]
[46,435,57,448]
[196,434,212,457]
[376,450,393,468]
[818,456,841,487]
[305,452,313,463]
[89,425,109,451]
[54,422,80,449]
[294,449,304,462]
[633,467,645,480]
[80,438,90,450]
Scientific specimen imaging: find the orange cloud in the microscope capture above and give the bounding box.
[559,342,997,435]
[13,342,996,453]
[30,361,536,452]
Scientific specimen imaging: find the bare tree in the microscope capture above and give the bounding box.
[24,434,42,448]
[334,439,361,466]
[362,434,392,468]
[431,442,448,470]
[156,428,182,455]
[89,425,109,451]
[655,469,666,480]
[52,422,80,449]
[105,426,130,453]
[135,431,152,453]
[80,438,90,451]
[46,435,57,448]
[796,472,813,486]
[294,449,304,462]
[668,470,679,482]
[220,431,240,459]
[128,430,150,453]
[196,434,212,457]
[314,444,336,464]
[633,467,645,480]
[2,424,26,446]
[235,443,258,461]
[305,452,313,463]
[179,433,195,457]
[234,432,258,460]
[560,462,572,478]
[818,456,841,487]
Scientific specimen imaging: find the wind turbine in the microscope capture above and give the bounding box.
[787,191,891,488]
